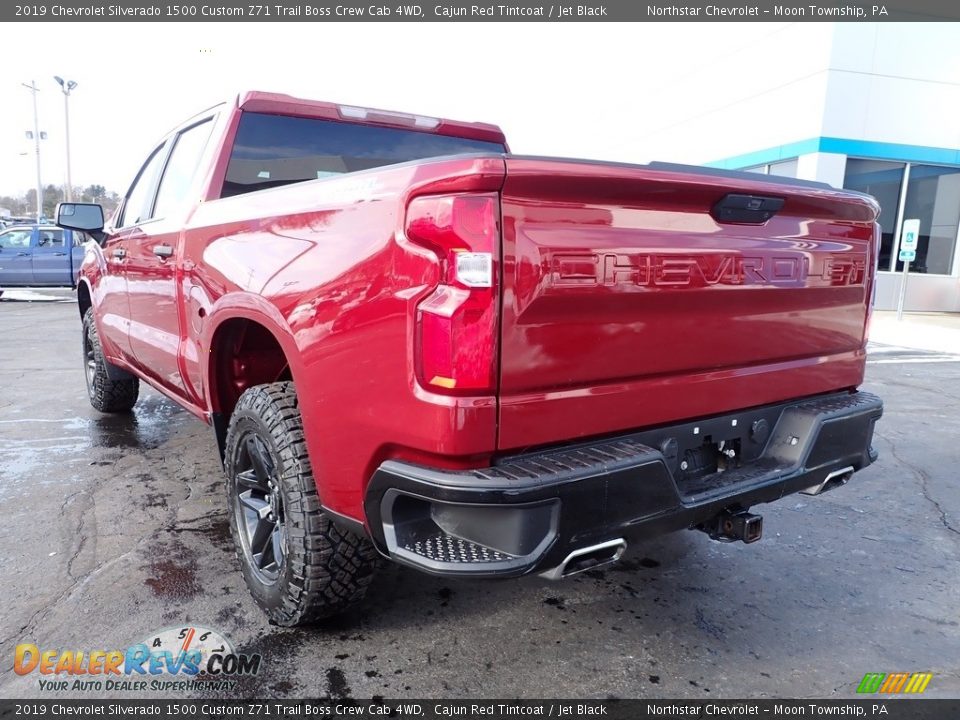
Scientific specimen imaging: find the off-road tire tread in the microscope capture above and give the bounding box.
[82,308,139,412]
[225,382,378,626]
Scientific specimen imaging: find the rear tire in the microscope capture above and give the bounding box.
[224,382,378,626]
[82,308,139,413]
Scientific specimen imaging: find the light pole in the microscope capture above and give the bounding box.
[54,76,78,203]
[21,80,43,223]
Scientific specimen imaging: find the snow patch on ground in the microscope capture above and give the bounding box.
[0,289,72,302]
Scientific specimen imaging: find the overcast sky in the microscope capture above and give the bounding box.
[1,22,792,197]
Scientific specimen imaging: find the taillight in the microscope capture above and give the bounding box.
[406,193,499,394]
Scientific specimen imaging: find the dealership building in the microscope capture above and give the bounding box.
[647,23,960,312]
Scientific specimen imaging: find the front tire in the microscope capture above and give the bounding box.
[82,308,139,413]
[224,382,378,626]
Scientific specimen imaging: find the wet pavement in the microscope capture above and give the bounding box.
[0,299,958,700]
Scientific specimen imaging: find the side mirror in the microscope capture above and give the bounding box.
[56,202,106,244]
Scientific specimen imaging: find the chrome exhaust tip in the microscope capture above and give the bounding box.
[801,465,854,496]
[539,538,627,581]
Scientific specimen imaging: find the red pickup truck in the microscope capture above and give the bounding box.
[57,92,883,626]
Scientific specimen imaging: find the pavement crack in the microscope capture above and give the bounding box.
[887,437,960,541]
[66,535,88,580]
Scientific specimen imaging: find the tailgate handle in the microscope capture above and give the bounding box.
[712,193,784,224]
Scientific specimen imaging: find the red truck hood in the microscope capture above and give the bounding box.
[496,157,879,451]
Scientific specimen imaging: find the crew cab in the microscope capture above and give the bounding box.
[57,91,883,625]
[0,224,85,287]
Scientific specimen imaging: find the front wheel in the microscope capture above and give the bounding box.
[224,382,378,626]
[82,308,139,413]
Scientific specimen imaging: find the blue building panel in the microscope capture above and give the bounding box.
[706,137,960,170]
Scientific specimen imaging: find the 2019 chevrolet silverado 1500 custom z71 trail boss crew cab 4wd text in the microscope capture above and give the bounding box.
[57,92,883,625]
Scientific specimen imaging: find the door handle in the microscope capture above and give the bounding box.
[53,252,66,256]
[153,244,174,259]
[112,248,126,259]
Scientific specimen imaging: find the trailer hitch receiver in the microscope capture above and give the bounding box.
[699,509,763,544]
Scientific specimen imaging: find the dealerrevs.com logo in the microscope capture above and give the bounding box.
[14,626,261,693]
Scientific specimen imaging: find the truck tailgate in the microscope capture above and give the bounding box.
[497,158,879,451]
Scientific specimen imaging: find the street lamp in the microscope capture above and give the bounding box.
[54,76,78,202]
[21,81,44,223]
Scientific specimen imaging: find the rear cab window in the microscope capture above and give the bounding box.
[221,113,506,198]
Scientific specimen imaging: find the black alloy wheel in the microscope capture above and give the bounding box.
[83,325,98,397]
[233,432,287,583]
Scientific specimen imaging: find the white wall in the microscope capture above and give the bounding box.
[876,273,960,313]
[635,23,960,169]
[796,152,847,186]
[824,24,960,149]
[610,24,836,166]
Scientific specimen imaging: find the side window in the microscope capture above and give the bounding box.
[0,229,33,249]
[153,119,214,220]
[72,231,88,246]
[118,144,167,228]
[38,229,65,248]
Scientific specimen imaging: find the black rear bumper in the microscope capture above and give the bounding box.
[364,391,882,578]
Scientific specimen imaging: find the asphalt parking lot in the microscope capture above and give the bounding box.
[1,295,959,700]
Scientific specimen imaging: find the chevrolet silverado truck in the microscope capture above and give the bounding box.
[56,92,883,626]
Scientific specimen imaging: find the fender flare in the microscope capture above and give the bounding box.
[76,277,94,318]
[201,292,305,414]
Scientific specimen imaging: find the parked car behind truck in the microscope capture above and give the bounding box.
[56,91,883,626]
[0,224,85,287]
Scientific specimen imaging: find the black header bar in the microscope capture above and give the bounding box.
[0,699,956,719]
[4,0,960,22]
